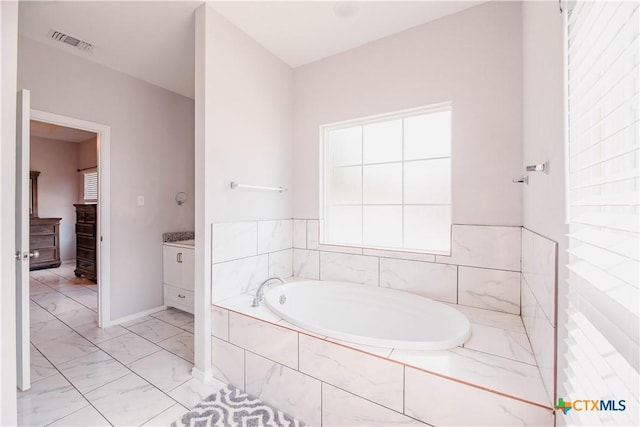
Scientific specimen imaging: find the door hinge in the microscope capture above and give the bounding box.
[15,251,21,261]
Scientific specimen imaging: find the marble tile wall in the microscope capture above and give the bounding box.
[210,306,553,426]
[293,220,523,315]
[212,220,293,302]
[520,228,557,404]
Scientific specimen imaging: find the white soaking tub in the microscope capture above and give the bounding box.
[263,280,471,350]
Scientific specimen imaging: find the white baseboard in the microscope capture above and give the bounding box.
[107,305,166,327]
[191,367,215,383]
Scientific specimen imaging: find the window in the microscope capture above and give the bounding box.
[83,170,98,201]
[565,2,638,425]
[320,104,452,254]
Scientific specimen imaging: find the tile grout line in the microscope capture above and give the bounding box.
[27,271,194,426]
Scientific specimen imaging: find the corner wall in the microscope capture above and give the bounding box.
[293,1,523,227]
[522,0,567,407]
[18,37,195,320]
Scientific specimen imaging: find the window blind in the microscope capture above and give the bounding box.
[566,1,638,425]
[83,171,98,201]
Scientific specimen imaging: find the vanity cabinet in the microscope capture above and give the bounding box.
[163,241,194,314]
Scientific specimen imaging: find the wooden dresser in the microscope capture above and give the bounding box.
[29,217,62,270]
[74,204,97,282]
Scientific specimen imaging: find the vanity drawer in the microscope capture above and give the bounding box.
[163,285,194,314]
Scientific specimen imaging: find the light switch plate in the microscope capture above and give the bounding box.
[137,195,145,206]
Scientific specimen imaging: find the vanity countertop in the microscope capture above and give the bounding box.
[163,239,195,249]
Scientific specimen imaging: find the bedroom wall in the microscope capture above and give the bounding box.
[30,135,79,261]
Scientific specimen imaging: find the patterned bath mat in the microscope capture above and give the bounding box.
[172,384,305,427]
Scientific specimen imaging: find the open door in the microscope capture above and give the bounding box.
[16,89,32,391]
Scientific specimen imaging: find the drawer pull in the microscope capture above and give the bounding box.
[177,252,183,263]
[178,294,186,299]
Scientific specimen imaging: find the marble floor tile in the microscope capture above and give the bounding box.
[84,373,175,427]
[30,345,57,384]
[126,318,184,343]
[464,323,536,365]
[120,315,154,328]
[62,288,98,310]
[17,373,88,427]
[30,281,54,297]
[31,292,86,315]
[47,403,111,426]
[167,377,227,409]
[30,270,67,285]
[55,307,98,329]
[30,301,56,325]
[158,331,194,363]
[74,323,129,345]
[128,349,193,392]
[180,321,194,334]
[35,331,100,365]
[56,351,131,394]
[141,403,189,427]
[151,308,194,327]
[30,319,75,346]
[97,332,162,365]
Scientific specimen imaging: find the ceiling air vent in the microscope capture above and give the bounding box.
[48,29,94,52]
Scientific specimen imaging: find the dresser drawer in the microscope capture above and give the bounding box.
[30,224,57,235]
[76,223,95,236]
[77,235,95,250]
[30,234,56,248]
[77,247,95,261]
[163,285,194,314]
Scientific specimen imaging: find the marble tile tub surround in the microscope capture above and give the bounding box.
[163,231,195,243]
[293,220,523,314]
[212,219,293,302]
[210,302,554,426]
[521,228,558,404]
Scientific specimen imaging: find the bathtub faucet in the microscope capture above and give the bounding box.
[252,277,285,307]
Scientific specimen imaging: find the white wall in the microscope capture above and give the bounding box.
[194,4,294,377]
[293,1,523,227]
[522,0,567,409]
[0,1,19,423]
[30,136,79,261]
[204,8,293,224]
[18,37,195,320]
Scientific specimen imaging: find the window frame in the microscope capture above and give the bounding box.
[319,102,453,255]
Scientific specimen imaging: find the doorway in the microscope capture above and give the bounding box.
[29,109,111,328]
[29,119,99,314]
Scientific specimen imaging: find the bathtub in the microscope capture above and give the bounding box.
[263,280,471,350]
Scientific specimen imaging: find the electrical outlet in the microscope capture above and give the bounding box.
[137,196,145,206]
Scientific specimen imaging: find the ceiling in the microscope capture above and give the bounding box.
[31,120,96,143]
[18,1,200,99]
[210,1,483,68]
[18,1,482,100]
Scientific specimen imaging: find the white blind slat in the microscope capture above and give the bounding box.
[566,2,639,424]
[83,171,98,201]
[568,228,640,260]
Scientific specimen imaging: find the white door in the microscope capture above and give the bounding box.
[16,89,31,391]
